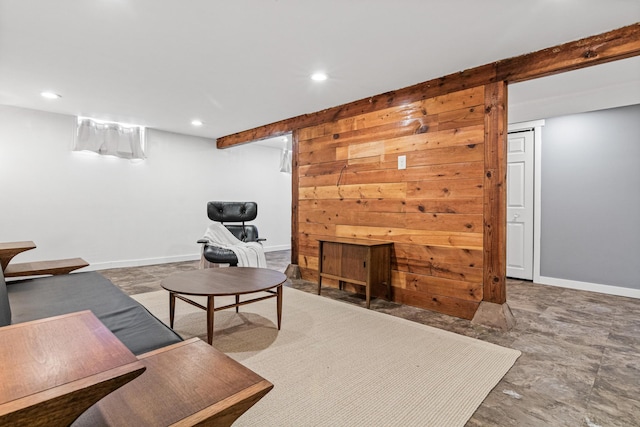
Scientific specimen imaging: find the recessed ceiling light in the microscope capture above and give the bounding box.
[41,91,61,99]
[311,72,328,82]
[191,119,204,126]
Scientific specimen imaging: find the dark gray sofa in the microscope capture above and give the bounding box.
[0,267,182,355]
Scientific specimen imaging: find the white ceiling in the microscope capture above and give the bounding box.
[1,1,638,145]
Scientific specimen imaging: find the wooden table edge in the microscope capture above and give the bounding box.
[108,338,274,427]
[137,337,200,358]
[0,361,146,416]
[160,268,287,297]
[171,379,274,427]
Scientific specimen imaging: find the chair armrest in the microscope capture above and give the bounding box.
[256,238,267,242]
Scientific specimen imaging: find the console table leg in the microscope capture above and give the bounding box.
[207,296,215,345]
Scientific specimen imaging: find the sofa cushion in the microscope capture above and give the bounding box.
[7,271,182,355]
[0,268,10,327]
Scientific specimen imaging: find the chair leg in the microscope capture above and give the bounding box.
[235,295,240,313]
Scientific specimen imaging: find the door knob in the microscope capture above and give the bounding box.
[513,213,520,219]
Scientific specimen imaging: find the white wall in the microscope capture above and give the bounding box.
[0,105,291,270]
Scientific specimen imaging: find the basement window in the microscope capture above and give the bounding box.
[74,117,146,160]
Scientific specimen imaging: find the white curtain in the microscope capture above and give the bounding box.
[279,148,292,173]
[75,118,145,159]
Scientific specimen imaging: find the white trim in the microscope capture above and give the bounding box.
[508,119,545,132]
[76,244,292,271]
[508,120,545,282]
[83,253,201,271]
[538,276,640,299]
[264,244,292,252]
[532,124,543,284]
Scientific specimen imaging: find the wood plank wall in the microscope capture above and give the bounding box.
[218,23,640,320]
[296,85,487,319]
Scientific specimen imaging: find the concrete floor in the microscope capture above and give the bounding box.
[100,250,640,427]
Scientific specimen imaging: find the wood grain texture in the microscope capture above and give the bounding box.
[161,268,286,296]
[293,86,492,317]
[291,129,300,265]
[265,26,636,319]
[394,287,480,320]
[334,225,483,249]
[217,69,495,148]
[0,311,145,427]
[4,258,89,277]
[400,272,482,302]
[496,22,640,83]
[483,81,507,304]
[0,241,36,271]
[393,243,483,269]
[74,338,273,427]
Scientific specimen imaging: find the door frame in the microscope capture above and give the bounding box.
[507,119,545,282]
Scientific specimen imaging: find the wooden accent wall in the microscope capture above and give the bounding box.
[296,86,488,319]
[216,23,640,320]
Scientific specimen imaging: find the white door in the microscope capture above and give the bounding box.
[507,130,534,279]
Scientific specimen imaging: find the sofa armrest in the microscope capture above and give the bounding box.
[0,241,36,271]
[4,258,89,279]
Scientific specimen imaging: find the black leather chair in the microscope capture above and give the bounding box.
[197,201,265,267]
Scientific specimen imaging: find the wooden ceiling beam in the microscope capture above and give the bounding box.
[216,64,497,149]
[496,22,640,83]
[217,22,640,149]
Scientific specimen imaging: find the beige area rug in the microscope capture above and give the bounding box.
[132,287,520,427]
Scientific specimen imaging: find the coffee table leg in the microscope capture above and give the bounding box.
[207,296,214,345]
[276,285,282,330]
[169,292,176,328]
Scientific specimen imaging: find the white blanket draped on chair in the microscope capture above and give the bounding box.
[201,223,266,268]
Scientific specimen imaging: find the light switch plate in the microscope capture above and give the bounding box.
[398,155,406,170]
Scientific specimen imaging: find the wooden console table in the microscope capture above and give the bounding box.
[0,311,146,426]
[317,237,392,309]
[74,338,274,427]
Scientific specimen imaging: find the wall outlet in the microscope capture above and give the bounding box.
[398,155,406,170]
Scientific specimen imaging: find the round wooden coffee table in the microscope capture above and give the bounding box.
[161,267,287,344]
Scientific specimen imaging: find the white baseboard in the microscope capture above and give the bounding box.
[81,245,291,272]
[83,253,202,271]
[538,276,640,299]
[264,244,291,253]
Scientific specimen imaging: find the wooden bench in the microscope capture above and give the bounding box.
[4,258,89,278]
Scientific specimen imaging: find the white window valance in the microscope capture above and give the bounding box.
[74,118,146,160]
[279,148,292,173]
